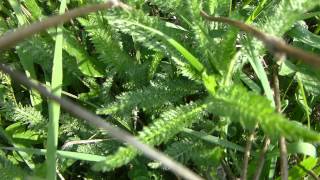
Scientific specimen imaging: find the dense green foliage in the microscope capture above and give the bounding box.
[1,0,320,179]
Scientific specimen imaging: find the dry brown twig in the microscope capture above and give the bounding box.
[200,10,320,68]
[253,137,271,180]
[241,130,255,180]
[0,1,203,180]
[273,63,288,180]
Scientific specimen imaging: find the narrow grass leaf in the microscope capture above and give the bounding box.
[46,1,67,179]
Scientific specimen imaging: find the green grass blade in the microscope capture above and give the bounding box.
[7,0,43,110]
[288,23,320,50]
[299,11,320,20]
[0,147,106,162]
[63,30,104,77]
[46,1,67,179]
[119,20,204,73]
[245,0,267,24]
[296,75,311,128]
[182,128,245,152]
[243,38,275,105]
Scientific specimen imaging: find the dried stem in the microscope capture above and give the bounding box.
[253,137,271,180]
[200,11,320,68]
[279,136,288,179]
[241,130,255,180]
[273,64,288,180]
[0,64,204,180]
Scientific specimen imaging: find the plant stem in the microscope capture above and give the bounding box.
[241,130,255,180]
[46,1,67,179]
[253,137,271,180]
[273,64,288,180]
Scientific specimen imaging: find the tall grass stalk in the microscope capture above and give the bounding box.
[46,0,67,179]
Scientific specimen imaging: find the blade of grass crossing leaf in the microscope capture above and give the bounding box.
[7,0,27,26]
[296,75,311,128]
[243,38,275,105]
[288,23,320,50]
[243,48,278,179]
[182,128,245,152]
[228,0,232,16]
[1,147,106,162]
[0,127,35,169]
[245,0,267,24]
[21,0,104,77]
[23,0,43,20]
[7,0,43,110]
[223,51,240,86]
[300,11,320,20]
[46,1,67,180]
[119,20,205,73]
[63,30,104,77]
[239,71,262,93]
[242,0,253,7]
[6,0,42,169]
[116,20,217,96]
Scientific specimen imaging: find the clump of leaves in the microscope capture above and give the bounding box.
[1,0,320,179]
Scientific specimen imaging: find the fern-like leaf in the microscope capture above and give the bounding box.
[1,103,46,131]
[78,14,137,76]
[93,102,207,171]
[104,9,202,81]
[97,79,200,115]
[0,154,27,179]
[208,85,320,141]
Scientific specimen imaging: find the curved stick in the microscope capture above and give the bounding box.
[200,10,320,68]
[0,63,204,180]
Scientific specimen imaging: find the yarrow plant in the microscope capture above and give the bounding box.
[0,0,320,179]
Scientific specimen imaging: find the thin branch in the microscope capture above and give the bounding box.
[0,64,204,180]
[297,164,320,180]
[200,11,320,68]
[253,137,271,180]
[0,0,131,49]
[273,64,288,180]
[241,130,255,180]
